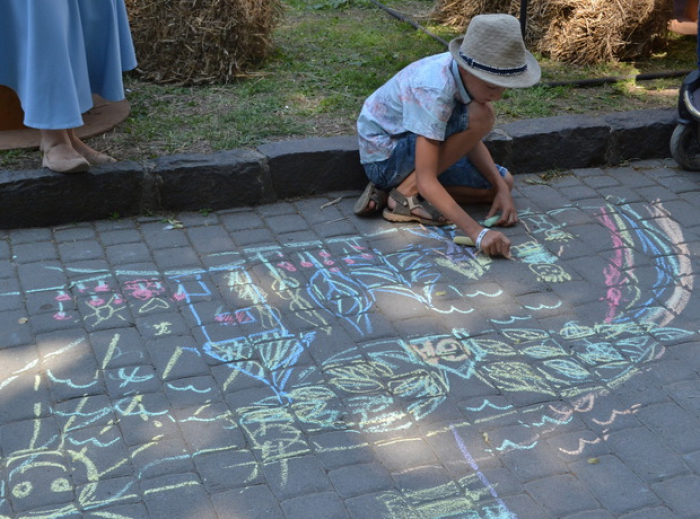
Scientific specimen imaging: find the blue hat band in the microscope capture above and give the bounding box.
[459,51,527,76]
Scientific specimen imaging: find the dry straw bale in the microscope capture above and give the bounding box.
[125,0,283,84]
[432,0,671,64]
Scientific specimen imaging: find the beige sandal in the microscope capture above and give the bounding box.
[382,188,447,226]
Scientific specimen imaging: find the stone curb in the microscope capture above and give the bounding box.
[0,107,677,229]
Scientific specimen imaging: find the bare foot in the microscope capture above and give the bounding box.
[41,141,90,174]
[68,130,117,165]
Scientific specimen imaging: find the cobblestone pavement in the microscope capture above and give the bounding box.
[2,158,700,519]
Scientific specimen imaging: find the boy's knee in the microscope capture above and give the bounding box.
[467,102,495,137]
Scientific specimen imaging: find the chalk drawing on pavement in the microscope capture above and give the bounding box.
[0,201,695,519]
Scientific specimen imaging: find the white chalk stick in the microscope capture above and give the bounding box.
[453,236,475,246]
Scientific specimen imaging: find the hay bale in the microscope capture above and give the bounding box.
[432,0,672,64]
[125,0,283,84]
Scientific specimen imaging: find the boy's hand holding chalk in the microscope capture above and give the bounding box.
[482,214,501,228]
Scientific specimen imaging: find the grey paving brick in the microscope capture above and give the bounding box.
[11,241,59,263]
[607,427,691,483]
[164,375,223,407]
[152,246,201,270]
[146,335,211,381]
[99,228,144,246]
[263,455,333,500]
[130,437,195,479]
[0,239,10,263]
[58,239,105,262]
[22,310,81,335]
[136,312,190,340]
[0,309,34,347]
[53,224,97,242]
[329,462,393,498]
[666,379,700,418]
[565,511,616,519]
[233,227,279,247]
[219,209,266,231]
[9,227,53,244]
[459,466,524,502]
[1,416,61,456]
[636,402,700,454]
[186,225,236,255]
[65,426,132,483]
[545,429,611,462]
[309,429,374,469]
[194,449,263,493]
[422,422,497,478]
[604,372,673,409]
[500,440,570,482]
[345,490,418,519]
[569,455,660,515]
[491,493,551,519]
[0,370,52,425]
[558,185,600,202]
[210,485,285,519]
[94,218,139,232]
[116,392,181,446]
[651,474,700,519]
[17,260,68,292]
[53,394,116,432]
[175,403,246,454]
[619,507,682,519]
[104,242,153,265]
[373,437,440,473]
[37,329,104,401]
[140,473,215,519]
[525,474,601,517]
[104,364,161,398]
[83,503,150,518]
[281,492,351,519]
[140,222,191,249]
[89,327,150,369]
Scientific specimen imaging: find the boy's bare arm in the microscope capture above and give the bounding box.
[467,141,517,227]
[414,136,512,257]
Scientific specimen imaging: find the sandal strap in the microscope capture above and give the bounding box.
[388,188,443,221]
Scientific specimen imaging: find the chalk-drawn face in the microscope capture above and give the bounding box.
[529,262,571,283]
[6,452,75,510]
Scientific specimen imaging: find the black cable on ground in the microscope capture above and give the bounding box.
[544,70,692,88]
[367,0,449,48]
[368,0,691,88]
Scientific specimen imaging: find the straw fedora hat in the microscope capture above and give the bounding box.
[448,13,541,88]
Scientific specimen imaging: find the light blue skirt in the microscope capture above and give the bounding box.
[0,0,137,130]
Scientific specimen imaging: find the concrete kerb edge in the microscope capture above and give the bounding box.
[0,107,678,229]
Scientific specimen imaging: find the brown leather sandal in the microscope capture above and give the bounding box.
[382,188,447,226]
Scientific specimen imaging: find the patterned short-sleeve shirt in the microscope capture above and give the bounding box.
[357,52,471,164]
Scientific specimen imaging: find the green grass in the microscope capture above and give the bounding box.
[1,0,697,170]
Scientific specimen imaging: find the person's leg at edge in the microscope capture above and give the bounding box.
[40,129,90,174]
[41,128,117,173]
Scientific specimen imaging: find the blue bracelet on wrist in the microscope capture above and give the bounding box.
[475,228,490,249]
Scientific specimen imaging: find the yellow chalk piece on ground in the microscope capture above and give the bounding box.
[483,214,500,228]
[453,236,475,246]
